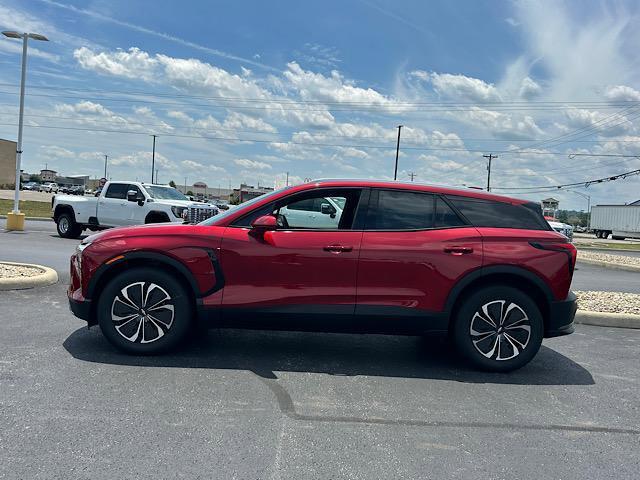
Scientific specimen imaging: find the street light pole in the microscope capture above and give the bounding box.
[2,31,48,230]
[569,190,591,229]
[151,134,157,183]
[103,154,108,178]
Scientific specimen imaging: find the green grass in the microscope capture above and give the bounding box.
[0,199,51,218]
[578,242,640,251]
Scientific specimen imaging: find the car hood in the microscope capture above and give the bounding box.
[83,222,222,244]
[150,199,216,208]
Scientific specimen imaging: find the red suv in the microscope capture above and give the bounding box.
[68,180,577,371]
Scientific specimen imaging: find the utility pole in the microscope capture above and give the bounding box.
[483,153,497,192]
[286,171,289,186]
[184,177,187,194]
[408,172,416,182]
[103,154,108,178]
[151,134,157,183]
[155,168,159,184]
[394,125,403,180]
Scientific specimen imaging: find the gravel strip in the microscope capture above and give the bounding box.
[576,291,640,315]
[0,263,44,279]
[578,250,640,267]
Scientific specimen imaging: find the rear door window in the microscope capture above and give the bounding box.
[367,190,435,230]
[447,196,550,230]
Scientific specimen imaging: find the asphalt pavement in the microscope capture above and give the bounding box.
[1,220,639,479]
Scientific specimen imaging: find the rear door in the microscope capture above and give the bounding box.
[98,183,129,226]
[356,189,483,323]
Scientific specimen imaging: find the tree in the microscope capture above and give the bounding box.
[169,180,177,188]
[186,190,194,196]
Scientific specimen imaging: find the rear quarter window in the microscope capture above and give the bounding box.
[447,196,550,230]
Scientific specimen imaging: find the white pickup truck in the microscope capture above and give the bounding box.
[52,181,219,238]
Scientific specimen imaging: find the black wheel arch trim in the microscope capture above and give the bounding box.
[86,248,224,301]
[444,264,555,315]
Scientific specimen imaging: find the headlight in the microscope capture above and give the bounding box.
[171,206,187,218]
[75,241,91,273]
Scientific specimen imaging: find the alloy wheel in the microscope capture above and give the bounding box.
[110,281,175,344]
[469,300,531,361]
[58,217,69,234]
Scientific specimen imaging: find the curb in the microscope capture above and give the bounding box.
[575,310,640,329]
[0,215,52,222]
[576,257,640,273]
[0,261,58,291]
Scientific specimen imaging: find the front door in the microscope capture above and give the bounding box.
[219,188,365,321]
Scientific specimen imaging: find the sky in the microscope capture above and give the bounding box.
[1,0,640,209]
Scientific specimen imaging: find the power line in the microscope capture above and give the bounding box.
[0,81,637,107]
[0,121,591,154]
[492,167,640,191]
[0,89,636,114]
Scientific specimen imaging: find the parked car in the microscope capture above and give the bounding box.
[40,182,59,193]
[546,219,574,242]
[69,185,86,196]
[68,180,577,371]
[21,182,40,191]
[52,181,219,238]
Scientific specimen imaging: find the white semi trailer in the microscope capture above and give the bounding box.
[590,204,640,240]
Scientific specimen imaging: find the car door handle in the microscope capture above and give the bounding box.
[444,246,473,255]
[323,245,353,253]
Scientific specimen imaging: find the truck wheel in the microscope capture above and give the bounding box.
[97,267,193,354]
[452,286,543,372]
[56,213,82,239]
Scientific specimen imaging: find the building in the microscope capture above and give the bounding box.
[541,197,559,217]
[230,183,274,204]
[0,138,17,187]
[40,169,58,182]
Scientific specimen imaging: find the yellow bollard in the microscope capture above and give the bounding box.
[6,211,25,231]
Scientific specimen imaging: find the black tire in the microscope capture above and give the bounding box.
[97,267,193,355]
[452,286,543,372]
[56,213,82,239]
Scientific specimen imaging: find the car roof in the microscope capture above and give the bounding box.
[303,179,529,204]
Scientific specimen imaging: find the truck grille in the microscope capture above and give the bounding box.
[186,205,218,224]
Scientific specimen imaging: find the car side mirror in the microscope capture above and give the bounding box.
[127,190,145,205]
[320,203,335,215]
[250,215,278,237]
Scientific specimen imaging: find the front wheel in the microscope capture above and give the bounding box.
[56,213,82,239]
[452,286,543,372]
[97,268,193,354]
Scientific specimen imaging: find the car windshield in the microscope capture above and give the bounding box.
[200,186,292,225]
[329,197,346,209]
[144,185,189,201]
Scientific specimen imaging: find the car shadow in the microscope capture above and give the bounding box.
[63,327,594,386]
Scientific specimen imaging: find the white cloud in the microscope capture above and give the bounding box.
[519,77,541,99]
[234,158,272,170]
[428,72,502,102]
[563,108,633,137]
[605,85,640,102]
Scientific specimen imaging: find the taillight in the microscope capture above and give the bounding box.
[530,241,577,275]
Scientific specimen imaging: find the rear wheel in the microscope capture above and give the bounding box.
[97,268,193,354]
[56,213,82,239]
[452,286,543,372]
